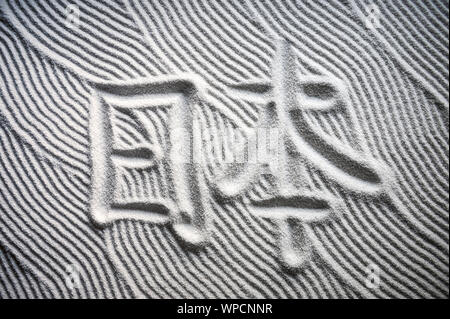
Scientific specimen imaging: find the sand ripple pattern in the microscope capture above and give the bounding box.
[0,0,448,298]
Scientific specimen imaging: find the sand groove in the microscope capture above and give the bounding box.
[0,0,448,298]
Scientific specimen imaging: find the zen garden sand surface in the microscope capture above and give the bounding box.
[0,0,448,298]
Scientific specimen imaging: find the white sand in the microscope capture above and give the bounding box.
[0,0,448,298]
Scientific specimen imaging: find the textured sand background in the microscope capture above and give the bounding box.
[0,0,448,298]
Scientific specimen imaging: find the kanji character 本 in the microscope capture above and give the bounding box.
[214,38,392,270]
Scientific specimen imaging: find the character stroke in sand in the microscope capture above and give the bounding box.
[88,38,392,270]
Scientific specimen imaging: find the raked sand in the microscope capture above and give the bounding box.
[0,0,448,298]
